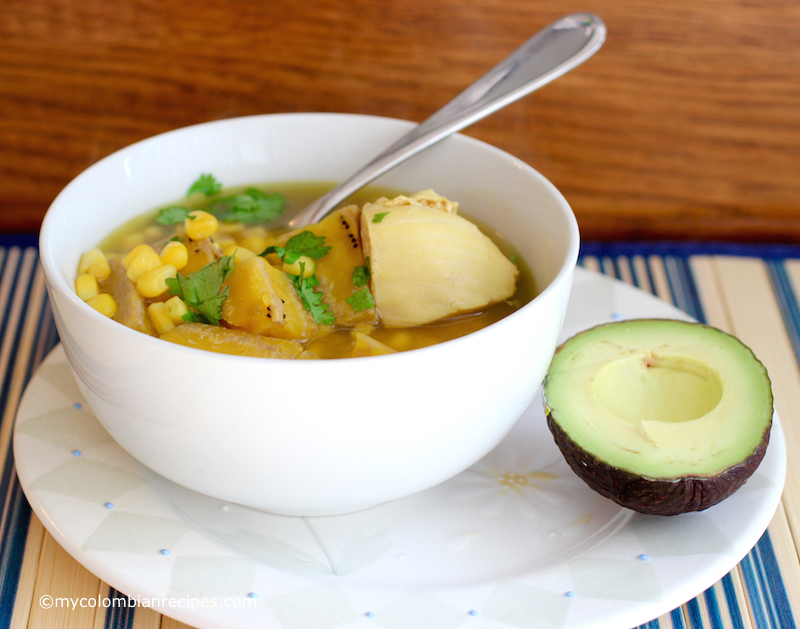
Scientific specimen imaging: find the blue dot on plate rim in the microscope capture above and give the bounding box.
[248,592,257,599]
[565,591,576,598]
[639,553,650,561]
[159,549,170,556]
[468,609,479,616]
[365,611,375,618]
[104,502,114,509]
[73,402,82,409]
[71,450,81,456]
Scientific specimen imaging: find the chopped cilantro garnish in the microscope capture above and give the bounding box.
[165,255,235,326]
[210,188,285,224]
[372,212,390,223]
[346,286,375,312]
[188,174,222,197]
[292,270,335,325]
[352,264,370,287]
[260,231,332,264]
[155,206,190,225]
[283,231,332,260]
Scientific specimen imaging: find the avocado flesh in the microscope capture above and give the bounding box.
[543,319,773,515]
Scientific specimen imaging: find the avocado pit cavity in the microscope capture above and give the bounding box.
[593,353,723,425]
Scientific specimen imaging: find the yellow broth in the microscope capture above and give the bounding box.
[94,181,535,358]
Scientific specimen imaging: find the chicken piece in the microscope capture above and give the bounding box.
[360,190,518,327]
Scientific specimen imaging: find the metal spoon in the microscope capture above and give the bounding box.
[287,13,605,229]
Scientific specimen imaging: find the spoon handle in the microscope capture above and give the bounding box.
[289,13,606,228]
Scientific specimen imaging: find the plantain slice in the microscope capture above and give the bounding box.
[181,237,221,275]
[100,257,156,336]
[278,205,379,327]
[160,322,312,359]
[360,190,519,327]
[222,256,318,341]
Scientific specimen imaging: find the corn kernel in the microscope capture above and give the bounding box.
[185,210,218,240]
[123,244,154,269]
[159,241,189,270]
[164,296,190,325]
[282,255,316,278]
[75,274,99,301]
[136,264,177,298]
[77,249,111,282]
[222,244,257,264]
[86,293,117,318]
[124,245,162,282]
[148,302,175,336]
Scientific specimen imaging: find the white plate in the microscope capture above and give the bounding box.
[14,267,786,629]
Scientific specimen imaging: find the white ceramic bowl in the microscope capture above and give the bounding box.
[39,113,579,516]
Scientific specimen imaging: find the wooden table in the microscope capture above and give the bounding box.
[1,0,799,241]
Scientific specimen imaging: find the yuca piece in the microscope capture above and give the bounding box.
[101,257,156,335]
[161,322,315,359]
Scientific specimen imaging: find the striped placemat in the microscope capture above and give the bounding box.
[1,241,798,629]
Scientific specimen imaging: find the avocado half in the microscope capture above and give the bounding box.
[543,319,773,516]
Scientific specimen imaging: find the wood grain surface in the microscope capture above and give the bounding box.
[1,0,799,241]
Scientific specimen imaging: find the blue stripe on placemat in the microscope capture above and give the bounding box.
[671,607,688,628]
[580,241,800,260]
[765,261,800,367]
[686,598,705,628]
[702,586,724,629]
[0,234,39,250]
[753,531,797,629]
[104,589,136,629]
[721,573,746,629]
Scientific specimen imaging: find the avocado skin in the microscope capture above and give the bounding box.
[546,409,771,516]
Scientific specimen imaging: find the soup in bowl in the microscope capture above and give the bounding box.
[39,113,579,516]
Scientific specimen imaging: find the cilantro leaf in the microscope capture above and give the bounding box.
[155,206,190,225]
[292,272,335,325]
[259,232,331,264]
[165,255,235,326]
[188,174,222,197]
[259,245,287,259]
[372,212,390,223]
[352,264,370,287]
[346,286,375,312]
[211,188,285,224]
[283,231,331,260]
